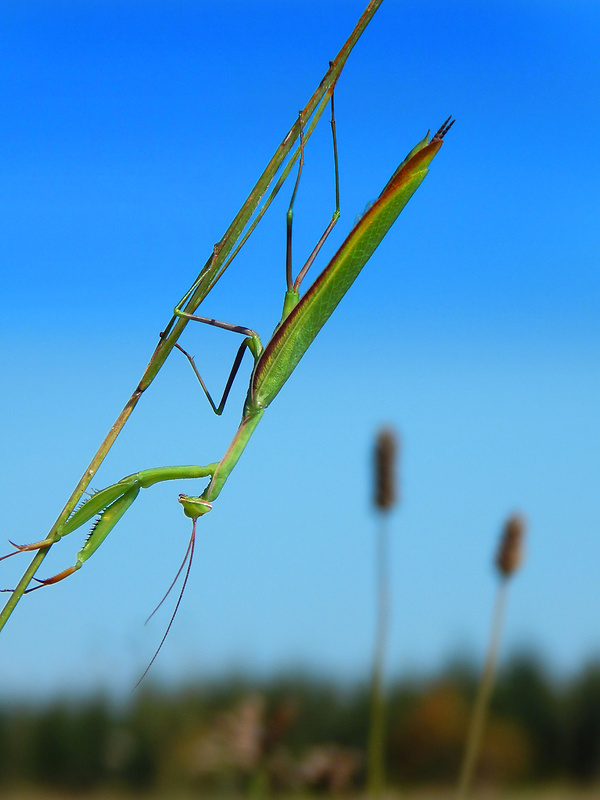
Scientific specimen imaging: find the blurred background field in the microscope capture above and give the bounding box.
[3,792,600,800]
[3,0,600,699]
[2,1,600,798]
[3,655,600,796]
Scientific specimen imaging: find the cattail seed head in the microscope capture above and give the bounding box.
[373,427,399,511]
[495,513,526,578]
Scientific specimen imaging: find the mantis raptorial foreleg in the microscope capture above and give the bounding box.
[29,488,143,587]
[1,465,217,587]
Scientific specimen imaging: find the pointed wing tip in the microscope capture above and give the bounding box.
[431,116,455,142]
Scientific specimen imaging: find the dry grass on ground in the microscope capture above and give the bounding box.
[3,789,600,800]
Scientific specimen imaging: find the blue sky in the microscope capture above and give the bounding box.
[1,0,600,698]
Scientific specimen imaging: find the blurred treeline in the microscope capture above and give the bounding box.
[2,653,600,794]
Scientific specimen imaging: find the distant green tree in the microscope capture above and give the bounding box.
[565,662,600,782]
[493,653,563,780]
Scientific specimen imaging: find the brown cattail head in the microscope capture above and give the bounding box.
[495,513,526,578]
[373,427,399,511]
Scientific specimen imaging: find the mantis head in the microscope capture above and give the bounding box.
[178,494,213,519]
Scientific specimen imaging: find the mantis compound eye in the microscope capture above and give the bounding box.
[178,494,213,519]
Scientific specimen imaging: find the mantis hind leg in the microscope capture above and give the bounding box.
[288,85,341,295]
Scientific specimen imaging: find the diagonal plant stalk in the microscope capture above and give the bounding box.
[0,0,385,631]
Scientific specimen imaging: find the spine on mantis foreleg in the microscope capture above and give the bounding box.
[76,487,141,565]
[61,478,141,536]
[39,489,143,585]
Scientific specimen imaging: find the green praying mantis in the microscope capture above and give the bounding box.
[2,91,452,665]
[0,0,395,639]
[3,109,452,572]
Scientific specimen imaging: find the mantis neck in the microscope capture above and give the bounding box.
[281,288,300,320]
[203,407,265,502]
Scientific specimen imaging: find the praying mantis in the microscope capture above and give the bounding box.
[2,112,453,594]
[1,0,390,635]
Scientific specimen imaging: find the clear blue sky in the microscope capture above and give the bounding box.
[1,0,600,698]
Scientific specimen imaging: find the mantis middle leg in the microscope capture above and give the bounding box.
[171,311,263,415]
[287,89,341,296]
[173,93,341,409]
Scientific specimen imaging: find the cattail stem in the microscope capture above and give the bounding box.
[368,514,391,800]
[456,513,525,799]
[456,579,508,800]
[249,766,269,800]
[368,428,398,800]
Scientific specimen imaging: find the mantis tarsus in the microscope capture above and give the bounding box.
[3,104,453,665]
